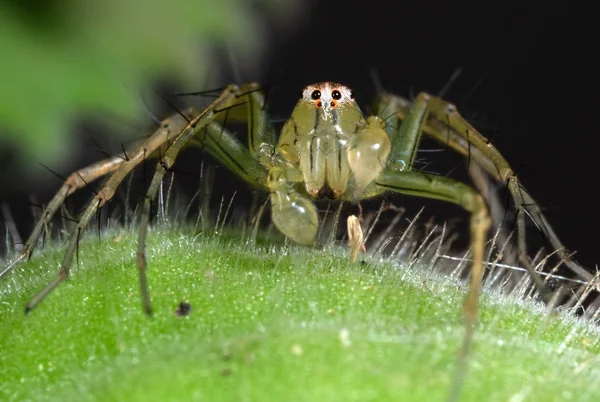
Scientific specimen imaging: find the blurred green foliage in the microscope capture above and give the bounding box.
[0,0,291,171]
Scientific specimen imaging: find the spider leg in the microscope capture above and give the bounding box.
[368,95,491,400]
[377,92,591,284]
[211,82,277,168]
[375,170,490,402]
[24,85,242,313]
[424,95,592,283]
[1,156,125,280]
[208,82,320,247]
[136,83,274,315]
[373,92,430,172]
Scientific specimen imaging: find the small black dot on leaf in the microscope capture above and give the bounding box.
[175,301,192,317]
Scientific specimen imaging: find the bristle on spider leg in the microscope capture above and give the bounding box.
[261,64,277,111]
[174,86,229,97]
[369,67,384,96]
[461,72,488,105]
[153,90,191,125]
[138,90,163,126]
[120,143,130,162]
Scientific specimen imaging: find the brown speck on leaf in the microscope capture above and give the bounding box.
[221,368,232,376]
[175,301,192,317]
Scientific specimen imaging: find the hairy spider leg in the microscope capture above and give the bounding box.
[1,156,124,280]
[136,83,272,315]
[24,85,243,313]
[378,92,593,286]
[366,95,491,401]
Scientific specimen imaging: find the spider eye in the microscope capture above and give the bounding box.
[350,91,354,100]
[311,90,321,100]
[332,90,342,100]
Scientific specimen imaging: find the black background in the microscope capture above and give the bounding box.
[2,0,599,272]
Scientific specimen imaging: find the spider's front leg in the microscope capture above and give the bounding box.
[369,94,491,400]
[375,170,491,401]
[376,171,491,309]
[371,93,492,323]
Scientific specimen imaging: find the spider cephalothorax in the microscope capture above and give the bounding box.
[277,81,389,203]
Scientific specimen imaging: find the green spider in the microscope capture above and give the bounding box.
[1,80,591,400]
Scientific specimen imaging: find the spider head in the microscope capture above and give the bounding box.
[301,82,355,118]
[287,82,365,140]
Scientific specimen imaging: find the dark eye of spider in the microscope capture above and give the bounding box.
[350,91,354,100]
[332,90,342,100]
[311,90,321,100]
